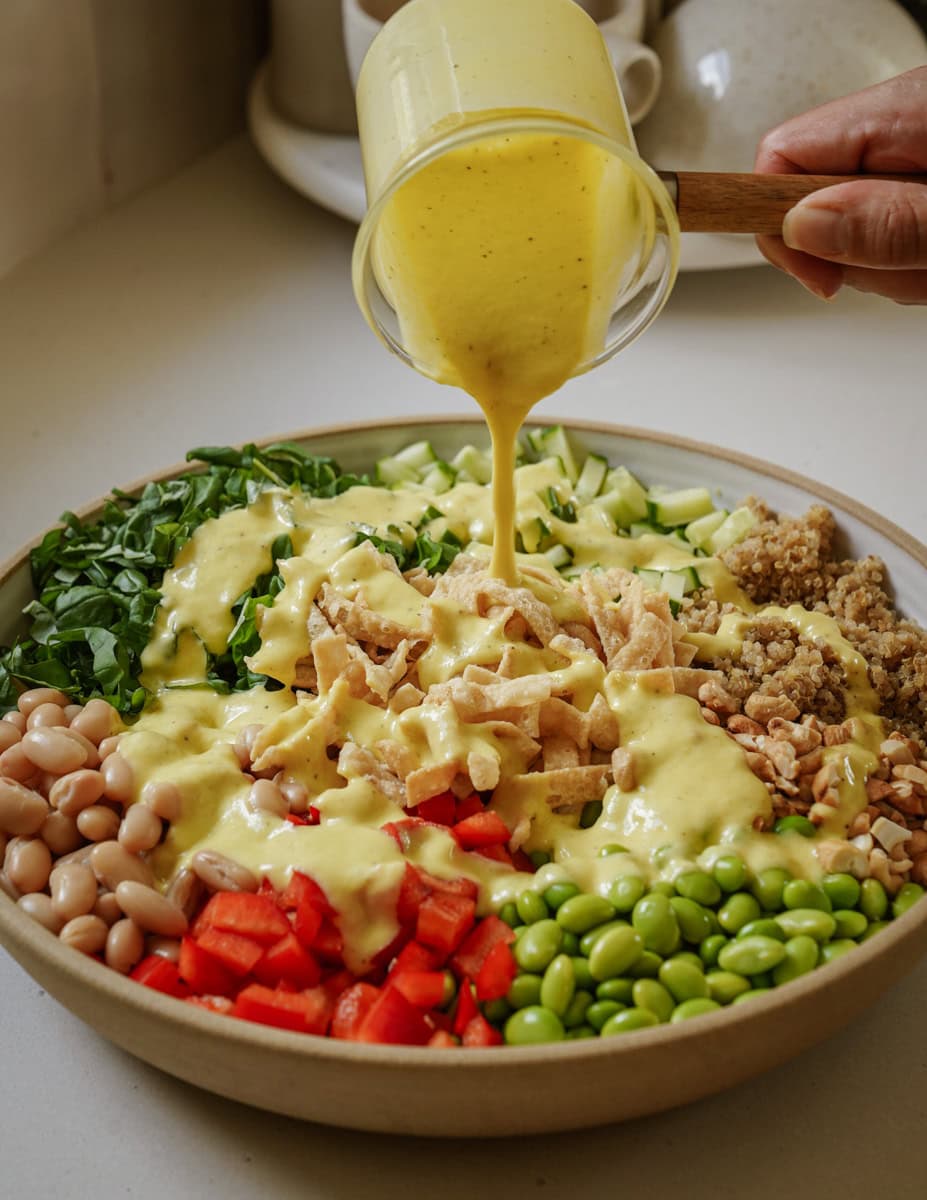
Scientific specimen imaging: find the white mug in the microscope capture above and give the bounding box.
[341,0,662,126]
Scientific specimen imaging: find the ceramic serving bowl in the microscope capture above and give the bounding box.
[1,417,926,1138]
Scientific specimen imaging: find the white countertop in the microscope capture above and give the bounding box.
[1,137,925,1198]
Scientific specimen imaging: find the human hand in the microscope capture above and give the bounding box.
[755,66,927,304]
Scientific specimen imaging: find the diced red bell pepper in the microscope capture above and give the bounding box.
[285,812,310,826]
[461,1014,504,1047]
[356,985,432,1046]
[381,817,438,853]
[391,940,443,975]
[415,893,476,956]
[307,806,321,825]
[452,978,479,1037]
[292,898,324,951]
[473,843,514,866]
[195,892,291,946]
[186,995,233,1015]
[415,791,456,826]
[455,793,484,822]
[278,871,334,917]
[427,1030,458,1048]
[475,939,518,1002]
[256,876,279,902]
[415,869,479,903]
[512,848,535,873]
[391,969,448,1010]
[195,928,265,977]
[320,967,356,1003]
[130,954,190,999]
[453,810,511,850]
[253,931,321,989]
[313,917,344,964]
[331,982,380,1040]
[450,914,516,980]
[178,936,238,997]
[233,983,333,1035]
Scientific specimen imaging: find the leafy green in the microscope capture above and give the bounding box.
[0,444,370,715]
[353,527,463,575]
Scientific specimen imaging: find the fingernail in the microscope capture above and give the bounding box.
[798,276,842,302]
[783,205,847,258]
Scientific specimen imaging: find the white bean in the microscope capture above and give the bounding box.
[90,840,154,890]
[68,699,118,746]
[192,850,258,893]
[26,703,68,730]
[114,881,188,937]
[18,688,69,717]
[248,778,288,819]
[17,892,64,933]
[5,836,52,894]
[0,721,22,754]
[59,914,108,955]
[40,811,83,857]
[0,779,49,836]
[140,779,182,822]
[118,805,162,854]
[49,768,106,817]
[20,728,87,774]
[76,805,120,843]
[0,743,40,783]
[100,753,134,805]
[50,862,98,922]
[105,918,145,973]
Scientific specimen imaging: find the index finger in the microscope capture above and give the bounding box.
[755,66,927,176]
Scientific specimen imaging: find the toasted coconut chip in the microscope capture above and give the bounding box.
[344,639,413,704]
[588,693,620,751]
[390,682,425,713]
[404,566,436,596]
[433,564,561,646]
[671,667,726,699]
[562,621,603,657]
[307,602,332,642]
[431,674,552,718]
[483,703,541,737]
[611,747,636,791]
[673,639,699,668]
[337,742,406,804]
[508,812,532,854]
[578,572,627,665]
[292,660,317,691]
[312,630,350,694]
[534,764,612,811]
[318,582,429,650]
[480,721,542,764]
[406,760,460,807]
[539,697,590,749]
[468,751,500,792]
[462,664,502,686]
[542,735,581,771]
[374,738,416,781]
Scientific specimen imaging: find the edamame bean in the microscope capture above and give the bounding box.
[483,998,511,1023]
[674,870,722,907]
[565,1026,597,1040]
[579,919,629,956]
[821,873,861,910]
[556,893,615,934]
[892,882,925,919]
[580,801,602,828]
[859,878,888,921]
[570,956,594,991]
[752,867,791,912]
[731,988,771,1005]
[504,1006,565,1045]
[560,930,580,955]
[543,881,580,912]
[717,892,761,934]
[650,881,676,898]
[627,950,662,978]
[600,1007,659,1035]
[699,934,728,968]
[562,990,594,1029]
[750,971,773,988]
[659,958,709,1003]
[631,978,674,1023]
[499,902,520,929]
[587,999,624,1031]
[718,935,787,975]
[773,815,816,837]
[771,935,819,985]
[669,951,704,970]
[737,918,786,942]
[507,973,542,1009]
[670,997,721,1022]
[782,880,832,913]
[514,919,563,972]
[608,875,645,913]
[528,850,551,870]
[632,893,680,955]
[670,896,713,945]
[516,890,549,925]
[599,844,629,857]
[712,855,747,893]
[860,920,890,942]
[832,909,868,940]
[540,954,575,1016]
[705,970,751,1004]
[773,908,837,943]
[596,978,634,1004]
[589,925,644,981]
[819,938,857,964]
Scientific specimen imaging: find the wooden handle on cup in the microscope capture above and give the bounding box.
[657,171,925,235]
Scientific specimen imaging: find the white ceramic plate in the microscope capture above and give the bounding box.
[247,63,766,273]
[1,416,925,1138]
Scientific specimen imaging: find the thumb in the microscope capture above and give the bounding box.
[782,180,927,269]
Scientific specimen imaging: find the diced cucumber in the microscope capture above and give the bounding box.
[394,440,437,471]
[575,453,609,501]
[633,567,664,590]
[629,521,667,538]
[684,508,729,549]
[659,571,686,603]
[707,506,759,554]
[677,566,702,594]
[451,444,492,485]
[544,487,577,524]
[376,456,420,486]
[527,425,580,483]
[647,487,715,528]
[518,516,551,555]
[545,543,574,570]
[420,461,457,494]
[602,467,649,524]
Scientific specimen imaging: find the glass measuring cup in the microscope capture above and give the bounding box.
[351,0,680,386]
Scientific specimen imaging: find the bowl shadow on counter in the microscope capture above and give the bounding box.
[121,951,927,1200]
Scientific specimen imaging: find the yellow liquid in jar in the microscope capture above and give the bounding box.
[372,115,650,582]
